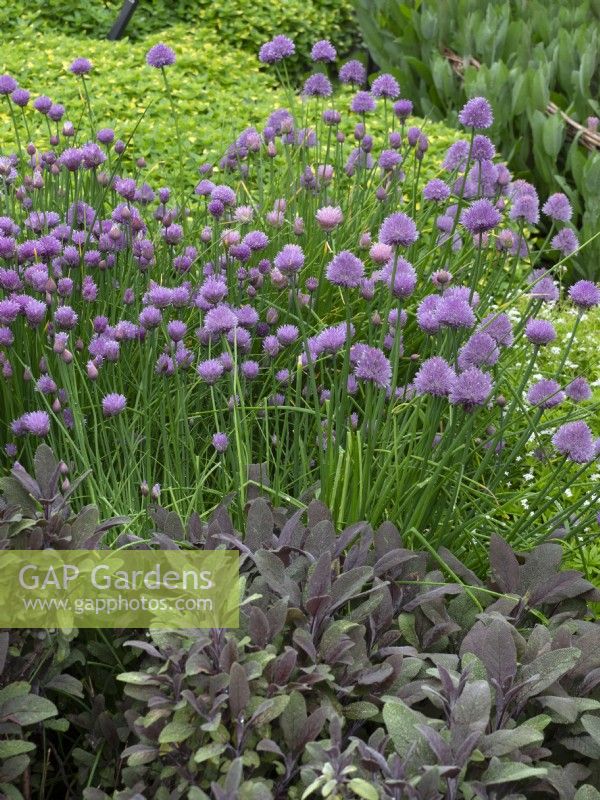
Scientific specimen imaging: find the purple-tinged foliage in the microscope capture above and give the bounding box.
[87,494,600,800]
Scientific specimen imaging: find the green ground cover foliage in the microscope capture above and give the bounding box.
[0,32,458,190]
[0,0,360,76]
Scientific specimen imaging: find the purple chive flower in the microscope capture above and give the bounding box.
[196,179,215,197]
[33,95,52,114]
[525,318,557,346]
[163,223,183,245]
[220,353,234,372]
[315,205,343,231]
[0,326,14,346]
[449,367,492,410]
[569,280,600,310]
[54,306,78,330]
[381,257,417,298]
[102,393,126,417]
[458,96,493,129]
[259,35,295,64]
[274,244,304,275]
[198,275,228,306]
[393,98,412,120]
[552,420,595,463]
[36,375,57,395]
[263,335,281,357]
[146,43,176,68]
[370,242,392,264]
[551,228,579,256]
[323,109,341,126]
[527,379,565,409]
[241,360,259,380]
[21,411,50,437]
[542,192,572,222]
[479,313,513,346]
[379,212,419,248]
[471,135,495,161]
[339,59,366,85]
[316,322,352,355]
[442,139,470,171]
[417,295,442,334]
[326,250,365,288]
[243,230,269,251]
[423,178,451,202]
[311,40,337,62]
[460,198,501,234]
[234,305,259,328]
[353,345,392,388]
[204,305,238,334]
[11,88,30,107]
[276,324,299,345]
[414,357,455,397]
[82,142,106,169]
[228,326,251,351]
[302,73,333,97]
[69,57,92,75]
[351,91,376,114]
[378,149,402,171]
[0,74,17,94]
[457,332,499,370]
[371,73,400,99]
[566,377,592,402]
[212,432,229,453]
[211,185,236,206]
[97,127,115,144]
[24,299,47,327]
[59,148,83,172]
[167,320,187,342]
[527,269,559,303]
[197,358,224,384]
[139,306,162,329]
[510,192,539,224]
[437,295,476,329]
[48,103,65,121]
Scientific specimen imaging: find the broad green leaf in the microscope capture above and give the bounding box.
[250,695,290,727]
[0,695,58,726]
[194,742,227,763]
[542,114,564,158]
[0,741,36,759]
[397,613,419,648]
[383,698,428,759]
[575,786,600,800]
[0,754,30,782]
[280,691,307,751]
[519,648,581,697]
[529,68,549,110]
[116,672,161,686]
[345,702,379,720]
[124,745,158,767]
[0,683,30,705]
[451,680,491,741]
[581,714,600,747]
[348,778,379,800]
[158,721,196,744]
[481,725,544,756]
[482,760,548,785]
